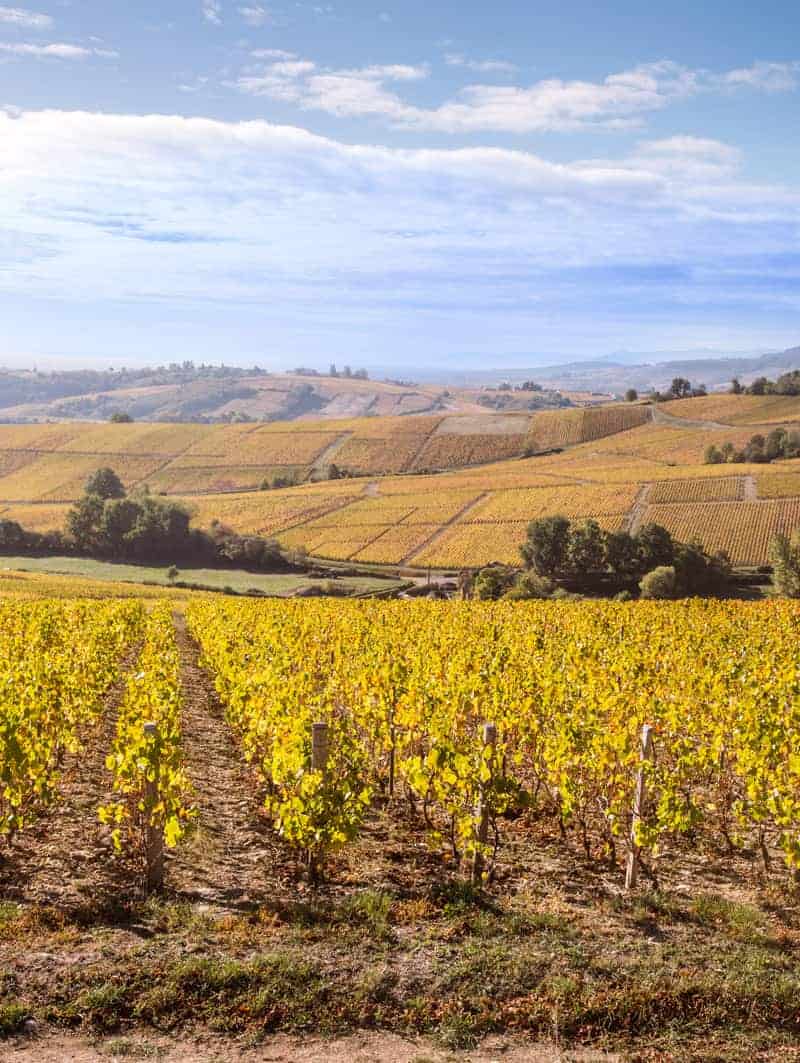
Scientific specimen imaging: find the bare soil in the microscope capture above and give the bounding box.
[4,1030,618,1061]
[166,614,290,908]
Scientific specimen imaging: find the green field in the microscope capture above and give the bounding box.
[0,555,401,597]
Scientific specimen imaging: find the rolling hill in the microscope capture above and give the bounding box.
[3,395,800,568]
[0,366,574,424]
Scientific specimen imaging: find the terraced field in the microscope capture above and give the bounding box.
[3,393,800,567]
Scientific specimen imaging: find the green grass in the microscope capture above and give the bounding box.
[0,555,401,597]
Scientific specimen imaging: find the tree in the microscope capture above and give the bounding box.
[520,515,571,576]
[636,523,674,571]
[749,376,769,396]
[504,571,554,599]
[774,370,800,396]
[99,497,143,554]
[784,431,800,459]
[0,518,27,551]
[605,530,641,578]
[565,519,606,575]
[66,493,106,552]
[624,388,638,403]
[766,428,787,461]
[673,540,731,596]
[167,565,179,582]
[744,435,767,463]
[85,467,125,500]
[669,377,692,399]
[730,378,743,395]
[704,444,723,465]
[770,531,800,597]
[640,565,678,599]
[473,565,516,600]
[109,411,133,423]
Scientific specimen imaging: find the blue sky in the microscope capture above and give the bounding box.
[1,0,799,371]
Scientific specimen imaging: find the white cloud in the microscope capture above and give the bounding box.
[235,61,427,117]
[2,107,799,360]
[236,59,316,100]
[1,108,796,283]
[235,59,423,123]
[202,0,222,25]
[444,53,517,75]
[238,5,269,26]
[334,63,427,81]
[0,5,52,28]
[251,48,295,59]
[719,60,799,93]
[582,136,744,185]
[0,41,115,59]
[178,76,210,94]
[234,55,799,134]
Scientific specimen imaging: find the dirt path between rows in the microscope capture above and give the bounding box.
[623,482,652,535]
[166,613,281,907]
[5,1030,618,1061]
[0,641,141,909]
[311,431,352,473]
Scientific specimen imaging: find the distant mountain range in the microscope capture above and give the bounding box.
[0,345,798,422]
[528,346,800,395]
[396,345,800,395]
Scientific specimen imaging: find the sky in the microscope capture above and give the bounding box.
[1,0,799,371]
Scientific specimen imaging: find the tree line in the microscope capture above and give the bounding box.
[0,467,293,571]
[472,517,732,600]
[705,427,800,465]
[731,369,800,397]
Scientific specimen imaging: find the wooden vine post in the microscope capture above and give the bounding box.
[472,721,497,885]
[142,721,164,893]
[312,721,330,773]
[625,723,654,891]
[388,713,396,799]
[309,721,329,881]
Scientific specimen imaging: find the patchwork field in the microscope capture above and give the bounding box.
[4,393,800,567]
[0,404,648,503]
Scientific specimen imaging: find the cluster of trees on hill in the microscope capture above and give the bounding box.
[294,364,370,379]
[472,517,731,600]
[0,467,294,571]
[650,378,708,403]
[705,427,800,465]
[0,362,269,409]
[731,370,800,396]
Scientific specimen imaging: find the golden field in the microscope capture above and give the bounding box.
[3,395,800,567]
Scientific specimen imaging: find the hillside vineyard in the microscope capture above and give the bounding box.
[4,598,800,887]
[2,396,800,565]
